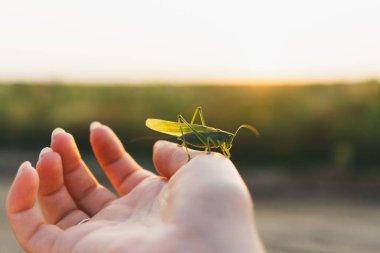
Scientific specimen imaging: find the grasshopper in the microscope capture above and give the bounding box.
[146,106,259,159]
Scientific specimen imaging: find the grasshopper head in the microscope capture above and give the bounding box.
[219,134,234,158]
[224,134,234,150]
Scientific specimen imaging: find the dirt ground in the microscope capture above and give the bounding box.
[1,176,379,253]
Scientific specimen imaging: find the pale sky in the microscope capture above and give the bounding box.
[0,0,379,83]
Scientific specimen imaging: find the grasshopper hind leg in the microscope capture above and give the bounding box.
[178,114,210,158]
[191,106,206,126]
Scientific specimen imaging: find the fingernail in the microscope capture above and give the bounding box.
[51,127,66,143]
[17,161,31,175]
[39,147,52,159]
[90,121,102,130]
[52,128,65,138]
[154,140,168,151]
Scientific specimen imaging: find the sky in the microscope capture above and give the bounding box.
[0,0,379,84]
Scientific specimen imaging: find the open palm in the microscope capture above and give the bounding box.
[7,123,264,253]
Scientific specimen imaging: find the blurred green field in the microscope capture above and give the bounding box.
[0,81,379,176]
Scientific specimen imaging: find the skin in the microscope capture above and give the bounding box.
[6,122,266,253]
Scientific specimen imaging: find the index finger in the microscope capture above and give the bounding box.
[90,122,155,195]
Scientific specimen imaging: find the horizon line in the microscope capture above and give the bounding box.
[0,77,379,86]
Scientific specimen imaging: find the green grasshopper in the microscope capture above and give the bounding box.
[146,106,259,159]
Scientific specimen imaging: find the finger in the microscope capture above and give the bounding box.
[152,140,203,178]
[36,147,90,229]
[7,162,61,253]
[90,122,155,195]
[51,128,116,216]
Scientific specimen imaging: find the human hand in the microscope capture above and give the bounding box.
[7,123,265,253]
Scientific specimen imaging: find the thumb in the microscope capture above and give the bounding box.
[154,142,255,228]
[152,141,203,178]
[153,141,246,192]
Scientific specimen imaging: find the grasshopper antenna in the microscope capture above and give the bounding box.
[232,124,260,142]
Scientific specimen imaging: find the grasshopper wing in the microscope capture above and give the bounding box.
[146,118,212,137]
